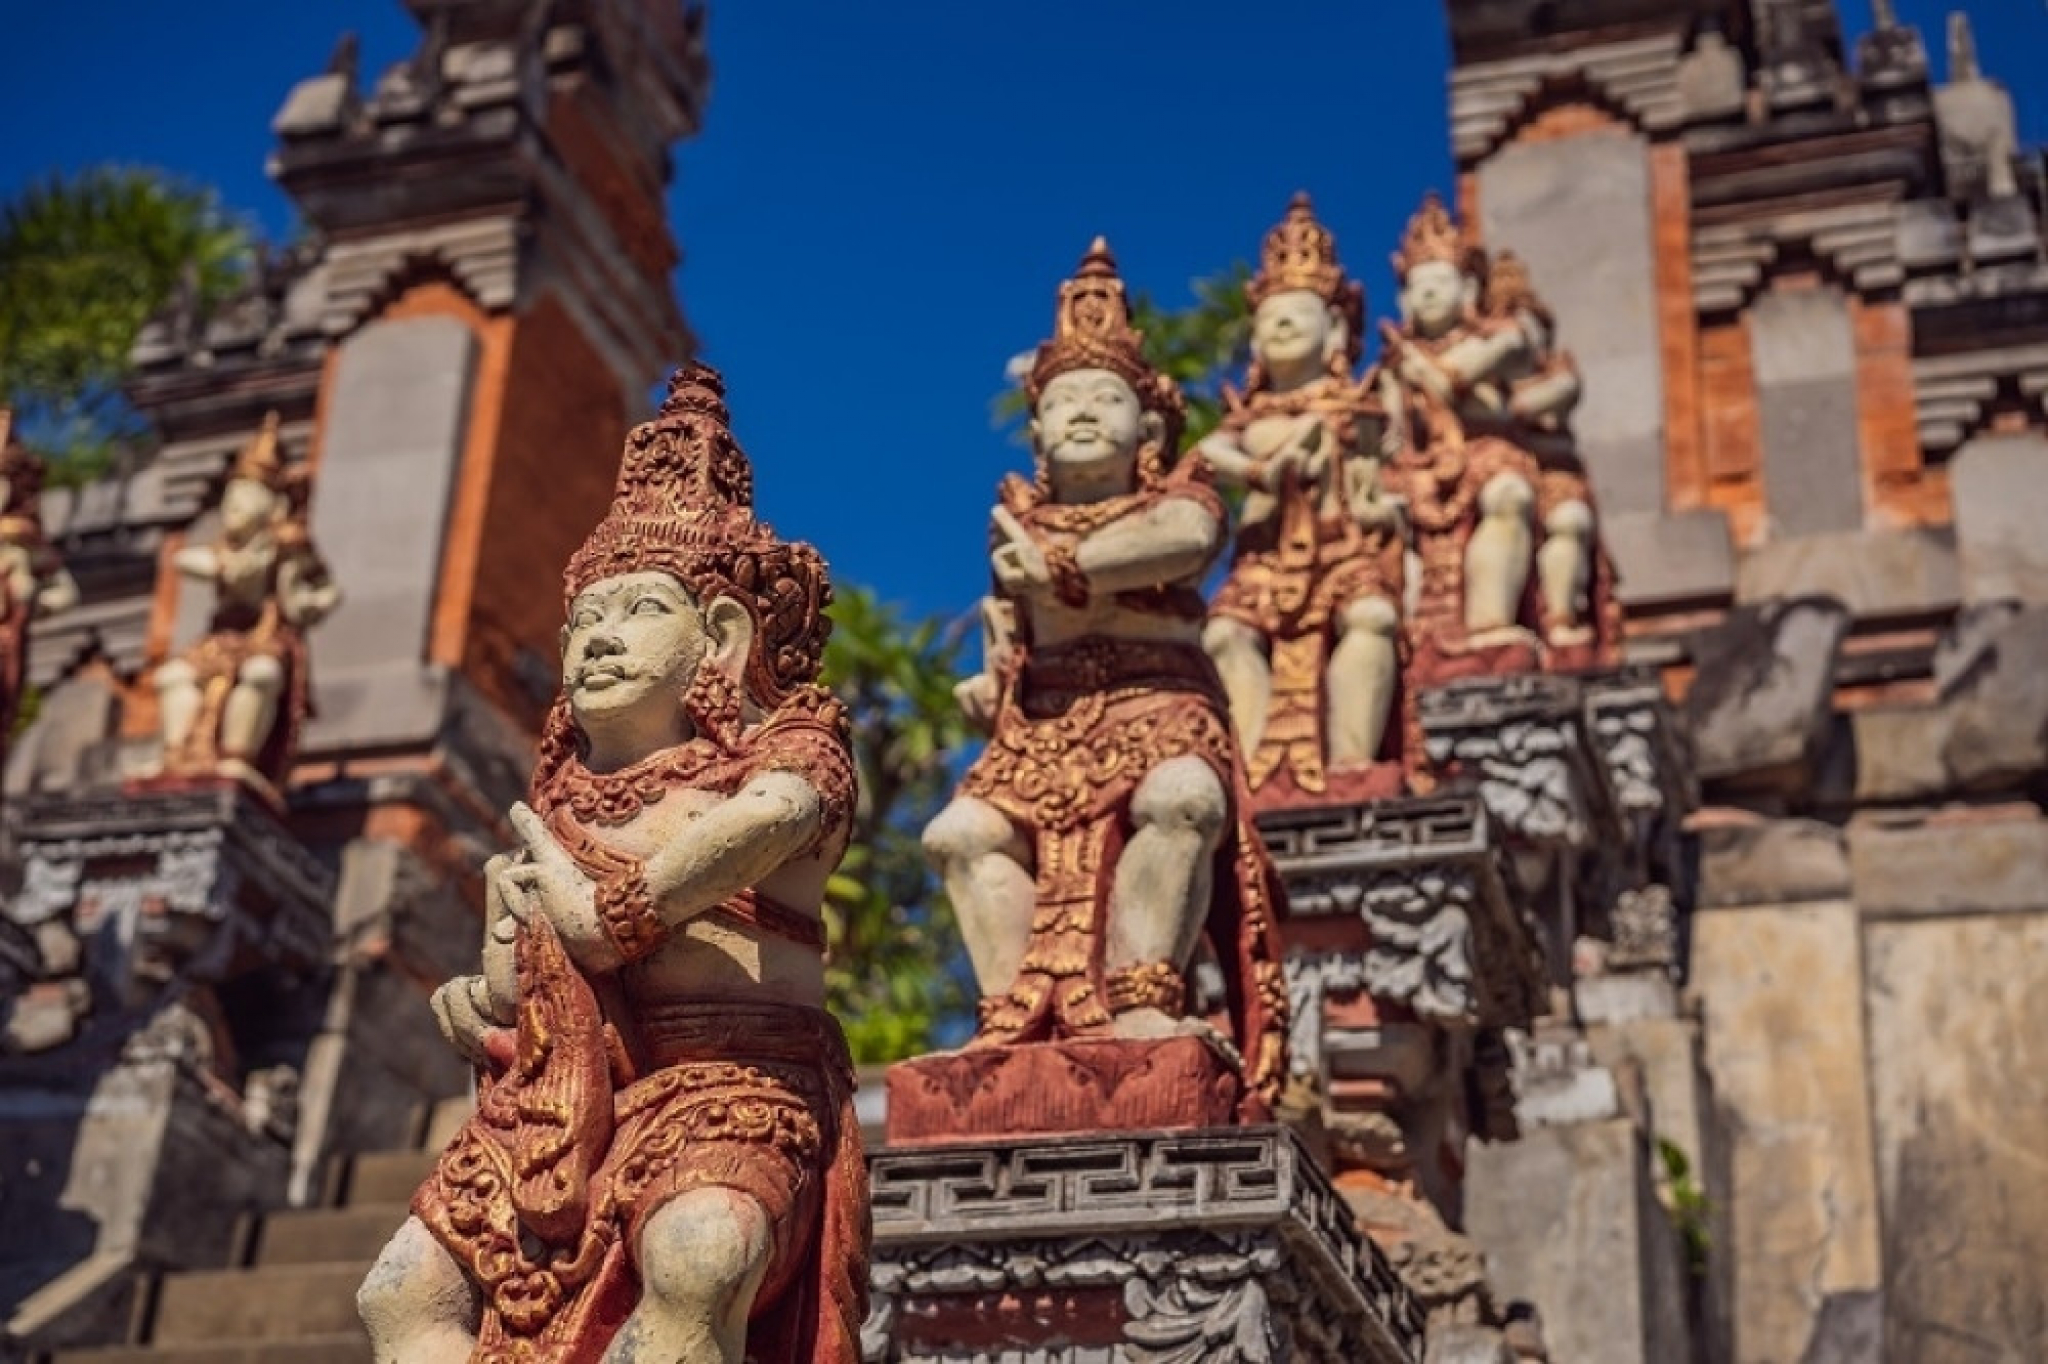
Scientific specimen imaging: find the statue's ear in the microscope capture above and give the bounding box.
[704,595,755,682]
[1026,415,1043,452]
[1461,274,1481,312]
[1138,408,1166,448]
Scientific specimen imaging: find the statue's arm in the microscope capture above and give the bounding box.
[34,567,79,618]
[277,552,342,627]
[1509,363,1581,423]
[1196,430,1256,486]
[1074,494,1221,591]
[171,543,219,580]
[642,770,826,925]
[1436,326,1528,392]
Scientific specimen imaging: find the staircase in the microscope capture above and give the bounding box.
[49,1122,459,1363]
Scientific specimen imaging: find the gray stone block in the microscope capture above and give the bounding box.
[1476,128,1666,517]
[1735,526,1959,620]
[1697,819,1851,908]
[1749,287,1864,537]
[1951,431,2048,604]
[1603,508,1735,609]
[1849,815,2048,919]
[1686,598,1849,791]
[1463,1118,1692,1364]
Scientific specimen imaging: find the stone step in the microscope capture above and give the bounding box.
[150,1265,367,1344]
[342,1148,439,1207]
[257,1202,412,1266]
[56,1337,369,1364]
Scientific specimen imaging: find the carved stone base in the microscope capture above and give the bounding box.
[865,1125,1424,1363]
[884,1037,1248,1144]
[1249,758,1408,816]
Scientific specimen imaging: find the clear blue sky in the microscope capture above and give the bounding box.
[3,2,2045,628]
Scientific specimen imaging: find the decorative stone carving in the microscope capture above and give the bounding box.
[1200,195,1409,809]
[357,364,867,1364]
[153,413,341,795]
[1419,674,1612,852]
[0,412,79,772]
[863,1128,1423,1364]
[921,240,1288,1109]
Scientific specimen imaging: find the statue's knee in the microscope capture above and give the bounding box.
[238,654,285,696]
[922,798,1012,872]
[1544,498,1594,540]
[155,660,194,695]
[637,1188,773,1313]
[1339,595,1399,642]
[1479,472,1535,520]
[1131,756,1226,841]
[1201,616,1261,663]
[358,1218,469,1339]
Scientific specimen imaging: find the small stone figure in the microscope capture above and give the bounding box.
[923,239,1288,1103]
[1376,195,1547,677]
[0,412,79,765]
[1200,195,1408,804]
[358,365,867,1364]
[155,413,339,790]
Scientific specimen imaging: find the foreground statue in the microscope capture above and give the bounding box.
[0,412,78,761]
[1199,195,1407,803]
[358,365,867,1364]
[155,413,340,789]
[923,239,1288,1103]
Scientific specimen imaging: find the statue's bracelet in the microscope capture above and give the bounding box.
[596,865,666,962]
[1045,543,1090,608]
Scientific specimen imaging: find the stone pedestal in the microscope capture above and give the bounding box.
[864,1125,1424,1364]
[0,784,333,1353]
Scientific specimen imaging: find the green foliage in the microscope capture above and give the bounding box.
[993,262,1254,452]
[819,585,975,1063]
[0,166,255,481]
[1656,1136,1713,1282]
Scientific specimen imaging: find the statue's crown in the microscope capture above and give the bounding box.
[1483,250,1548,324]
[232,412,290,491]
[564,361,830,706]
[1025,238,1184,437]
[1248,193,1351,308]
[1393,192,1483,278]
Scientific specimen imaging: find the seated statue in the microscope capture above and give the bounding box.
[923,240,1288,1102]
[358,365,867,1364]
[1199,195,1407,803]
[0,413,79,758]
[155,413,339,789]
[1374,195,1546,674]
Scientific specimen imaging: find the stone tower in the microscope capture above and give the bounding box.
[1441,3,2048,1361]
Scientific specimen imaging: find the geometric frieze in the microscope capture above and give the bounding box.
[866,1126,1423,1364]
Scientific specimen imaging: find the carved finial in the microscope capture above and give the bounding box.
[1248,192,1351,307]
[1870,0,1898,30]
[1023,239,1184,437]
[231,412,288,490]
[328,30,360,83]
[1392,192,1484,279]
[1947,11,1979,82]
[562,361,830,707]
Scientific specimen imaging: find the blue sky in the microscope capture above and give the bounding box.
[3,2,2045,628]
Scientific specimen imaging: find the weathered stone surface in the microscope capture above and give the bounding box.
[1749,286,1864,536]
[1847,705,1952,803]
[1685,599,1848,791]
[1463,1117,1691,1364]
[1734,527,1959,619]
[1602,508,1736,610]
[1864,912,2048,1363]
[1940,606,2048,793]
[1476,129,1665,517]
[1697,817,1850,908]
[1951,431,2048,604]
[1692,898,1883,1364]
[1849,813,2048,919]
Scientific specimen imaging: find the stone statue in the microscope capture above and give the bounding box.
[0,411,79,762]
[923,239,1288,1103]
[1199,195,1408,804]
[155,413,339,790]
[1374,194,1547,678]
[357,365,867,1364]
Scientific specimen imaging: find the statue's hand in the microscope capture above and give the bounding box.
[955,672,1001,733]
[991,541,1053,596]
[502,802,626,973]
[431,974,509,1067]
[1399,350,1453,403]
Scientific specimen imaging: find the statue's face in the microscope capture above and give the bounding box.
[221,478,278,537]
[562,571,710,730]
[1033,367,1144,477]
[1252,290,1334,373]
[1401,261,1469,336]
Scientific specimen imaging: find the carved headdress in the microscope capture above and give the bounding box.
[1392,192,1485,280]
[1245,192,1365,368]
[1483,250,1552,329]
[561,362,832,712]
[1024,238,1185,449]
